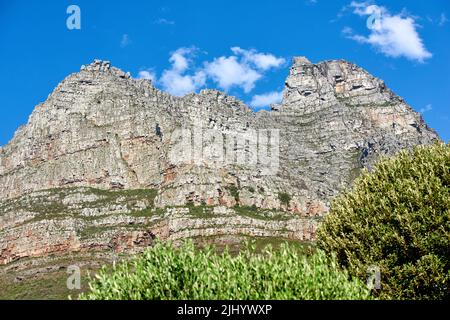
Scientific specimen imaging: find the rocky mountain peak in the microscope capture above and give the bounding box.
[0,56,440,270]
[282,57,398,112]
[0,57,439,202]
[80,59,132,79]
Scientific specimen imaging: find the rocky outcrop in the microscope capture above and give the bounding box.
[0,58,438,208]
[0,187,318,266]
[0,57,440,269]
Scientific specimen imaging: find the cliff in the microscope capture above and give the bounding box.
[0,57,439,278]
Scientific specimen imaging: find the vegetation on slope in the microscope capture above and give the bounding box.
[318,143,450,300]
[80,241,371,300]
[9,144,450,300]
[0,252,108,300]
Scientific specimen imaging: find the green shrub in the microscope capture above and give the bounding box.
[227,185,240,203]
[318,143,450,300]
[278,192,291,206]
[80,241,371,300]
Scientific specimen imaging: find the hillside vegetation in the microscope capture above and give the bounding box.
[318,143,450,299]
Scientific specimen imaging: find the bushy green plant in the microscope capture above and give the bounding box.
[227,185,240,203]
[278,192,291,206]
[80,241,371,300]
[318,143,450,300]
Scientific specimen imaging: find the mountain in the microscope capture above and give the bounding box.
[0,57,439,298]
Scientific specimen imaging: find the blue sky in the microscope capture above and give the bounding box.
[0,0,449,146]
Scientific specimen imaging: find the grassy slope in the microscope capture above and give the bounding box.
[0,187,319,300]
[0,238,315,300]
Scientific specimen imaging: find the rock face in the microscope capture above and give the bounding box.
[0,187,316,265]
[0,57,440,270]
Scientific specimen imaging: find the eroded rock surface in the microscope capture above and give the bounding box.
[0,57,440,270]
[0,187,317,267]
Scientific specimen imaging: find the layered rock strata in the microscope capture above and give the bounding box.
[0,57,439,269]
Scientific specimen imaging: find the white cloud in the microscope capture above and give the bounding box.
[160,70,206,96]
[204,56,262,93]
[155,47,286,96]
[250,91,284,108]
[350,1,383,16]
[439,13,449,26]
[342,26,354,35]
[137,70,157,82]
[120,34,131,48]
[203,47,285,93]
[346,2,432,62]
[230,47,286,71]
[154,18,175,25]
[420,104,432,114]
[169,47,192,72]
[160,48,206,96]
